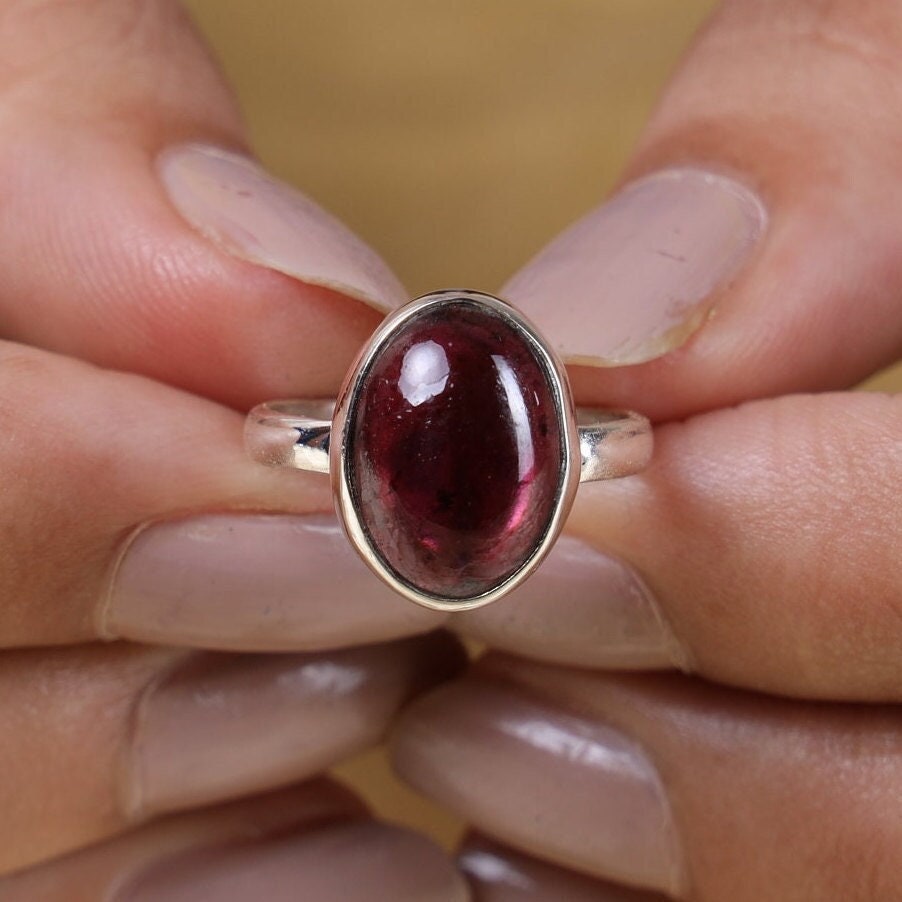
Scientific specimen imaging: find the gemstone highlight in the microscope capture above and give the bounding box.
[346,297,565,600]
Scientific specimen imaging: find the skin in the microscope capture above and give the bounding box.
[0,0,898,899]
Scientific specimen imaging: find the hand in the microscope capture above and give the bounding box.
[392,2,902,898]
[0,2,468,898]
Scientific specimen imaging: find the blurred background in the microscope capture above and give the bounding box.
[184,0,901,846]
[185,0,717,296]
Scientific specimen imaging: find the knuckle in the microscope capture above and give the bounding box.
[741,0,902,73]
[0,0,165,67]
[0,0,191,124]
[701,0,902,116]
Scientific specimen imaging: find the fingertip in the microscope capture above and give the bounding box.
[157,143,408,312]
[0,2,404,408]
[503,168,766,371]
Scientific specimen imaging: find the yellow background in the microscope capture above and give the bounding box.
[184,0,901,846]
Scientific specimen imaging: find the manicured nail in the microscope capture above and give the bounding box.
[102,513,445,650]
[504,168,766,365]
[120,821,469,902]
[124,633,461,818]
[456,535,688,670]
[460,836,664,901]
[392,678,684,895]
[159,143,407,310]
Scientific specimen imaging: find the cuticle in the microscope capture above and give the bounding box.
[560,530,698,672]
[96,520,155,641]
[617,161,771,210]
[471,664,690,894]
[116,650,197,824]
[629,564,699,674]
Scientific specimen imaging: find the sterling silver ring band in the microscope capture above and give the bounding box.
[247,400,652,484]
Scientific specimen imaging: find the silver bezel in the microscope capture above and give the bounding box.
[331,289,580,612]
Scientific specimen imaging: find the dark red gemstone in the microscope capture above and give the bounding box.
[346,297,564,600]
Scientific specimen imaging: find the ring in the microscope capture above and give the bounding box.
[245,289,652,612]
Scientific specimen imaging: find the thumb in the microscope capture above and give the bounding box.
[468,0,902,420]
[0,0,405,407]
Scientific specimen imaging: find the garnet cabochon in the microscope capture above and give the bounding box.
[344,297,566,601]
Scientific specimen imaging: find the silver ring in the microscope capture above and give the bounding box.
[245,289,652,612]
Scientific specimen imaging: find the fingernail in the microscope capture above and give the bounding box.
[102,513,445,650]
[158,143,407,310]
[120,821,469,902]
[459,836,662,901]
[392,678,684,895]
[0,782,363,899]
[124,634,462,818]
[504,168,766,365]
[456,535,689,670]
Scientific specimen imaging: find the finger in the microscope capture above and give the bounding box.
[393,657,902,900]
[0,632,460,872]
[1,782,468,902]
[451,0,902,420]
[0,0,405,408]
[459,392,902,699]
[460,835,667,901]
[0,341,444,648]
[470,390,902,694]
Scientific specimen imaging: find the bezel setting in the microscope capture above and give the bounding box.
[330,289,580,612]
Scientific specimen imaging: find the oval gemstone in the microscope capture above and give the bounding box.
[345,297,564,600]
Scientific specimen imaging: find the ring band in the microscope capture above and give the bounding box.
[246,400,652,483]
[245,289,652,612]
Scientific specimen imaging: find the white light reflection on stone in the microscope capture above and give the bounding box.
[492,355,535,481]
[399,340,449,406]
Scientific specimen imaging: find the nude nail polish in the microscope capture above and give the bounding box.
[124,634,461,818]
[393,677,684,895]
[120,821,469,902]
[504,168,766,365]
[457,534,687,670]
[102,513,445,650]
[159,144,407,310]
